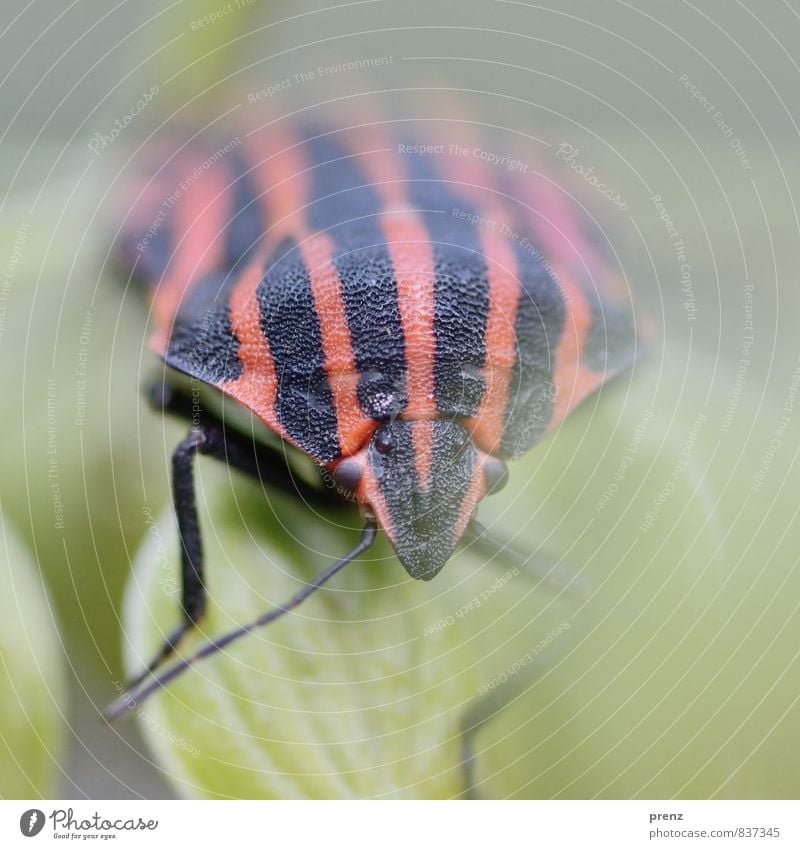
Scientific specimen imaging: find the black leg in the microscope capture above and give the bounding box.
[106,519,377,721]
[460,522,578,797]
[123,426,224,694]
[463,520,595,602]
[459,683,525,799]
[123,379,349,695]
[460,552,597,799]
[148,379,335,508]
[458,611,588,799]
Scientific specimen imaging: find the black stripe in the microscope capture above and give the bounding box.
[304,131,407,420]
[372,421,418,520]
[582,290,637,374]
[257,236,340,461]
[403,152,490,417]
[305,131,382,232]
[121,212,173,293]
[369,419,477,580]
[499,240,565,457]
[224,148,264,269]
[120,160,179,292]
[165,269,243,384]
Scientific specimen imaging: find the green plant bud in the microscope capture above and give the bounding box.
[124,356,800,798]
[0,518,67,798]
[123,468,569,799]
[478,356,800,798]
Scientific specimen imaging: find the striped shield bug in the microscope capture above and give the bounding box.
[107,113,643,722]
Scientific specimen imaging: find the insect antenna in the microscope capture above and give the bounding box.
[104,519,377,722]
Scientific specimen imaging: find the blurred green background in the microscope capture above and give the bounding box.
[1,0,799,798]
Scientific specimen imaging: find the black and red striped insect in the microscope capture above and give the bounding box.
[108,116,641,718]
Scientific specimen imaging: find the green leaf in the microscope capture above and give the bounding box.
[0,517,67,798]
[122,469,567,799]
[123,355,800,798]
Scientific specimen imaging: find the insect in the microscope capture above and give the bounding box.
[107,115,641,720]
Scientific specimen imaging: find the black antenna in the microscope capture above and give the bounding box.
[105,519,377,722]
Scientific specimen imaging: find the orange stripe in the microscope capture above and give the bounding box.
[152,152,231,329]
[218,126,312,440]
[245,123,307,246]
[468,228,521,455]
[452,454,490,546]
[431,130,528,455]
[222,259,285,440]
[539,177,637,380]
[529,170,626,300]
[547,272,596,427]
[355,128,438,419]
[345,120,408,211]
[297,231,373,456]
[446,131,605,434]
[384,214,437,418]
[126,138,189,233]
[513,177,598,428]
[247,124,374,454]
[359,460,394,536]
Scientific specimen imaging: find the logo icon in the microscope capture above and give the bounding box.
[19,810,45,837]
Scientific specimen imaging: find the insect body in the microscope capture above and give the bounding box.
[110,118,640,715]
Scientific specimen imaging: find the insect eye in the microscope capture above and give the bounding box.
[332,458,362,492]
[484,458,509,494]
[374,433,393,455]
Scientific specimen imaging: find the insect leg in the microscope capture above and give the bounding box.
[458,611,589,798]
[123,426,217,694]
[459,677,529,799]
[127,414,333,693]
[122,380,359,695]
[463,520,595,602]
[106,519,378,722]
[147,378,333,507]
